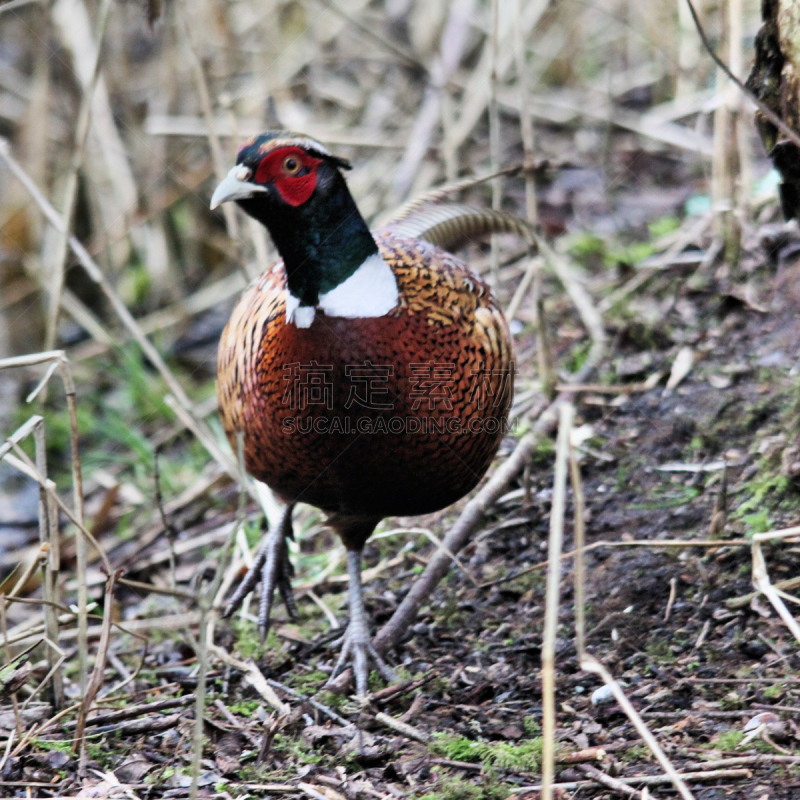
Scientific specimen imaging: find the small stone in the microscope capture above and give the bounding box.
[500,724,523,740]
[591,685,616,706]
[616,353,653,378]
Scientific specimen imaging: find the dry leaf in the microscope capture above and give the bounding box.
[666,346,694,390]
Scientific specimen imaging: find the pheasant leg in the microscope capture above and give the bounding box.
[223,503,297,639]
[327,549,397,697]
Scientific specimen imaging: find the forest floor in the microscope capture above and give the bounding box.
[3,123,800,799]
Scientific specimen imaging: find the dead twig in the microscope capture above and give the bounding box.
[580,656,695,800]
[44,0,113,351]
[88,711,184,736]
[750,526,800,645]
[64,694,196,729]
[510,768,751,793]
[559,746,608,764]
[374,711,430,743]
[685,0,800,150]
[208,646,290,715]
[369,670,437,703]
[577,763,645,798]
[0,352,87,691]
[265,678,350,727]
[75,568,122,776]
[569,427,586,658]
[154,444,180,589]
[664,576,677,623]
[727,575,800,609]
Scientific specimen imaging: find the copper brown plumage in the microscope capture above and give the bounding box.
[217,231,513,522]
[211,131,514,695]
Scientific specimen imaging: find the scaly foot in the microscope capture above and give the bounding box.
[325,549,397,697]
[223,503,297,638]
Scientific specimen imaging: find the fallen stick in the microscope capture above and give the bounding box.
[90,711,183,736]
[374,421,544,654]
[726,575,800,609]
[62,694,195,729]
[369,670,438,702]
[578,764,643,798]
[509,767,752,793]
[374,711,430,743]
[559,746,607,764]
[685,754,800,769]
[356,389,601,689]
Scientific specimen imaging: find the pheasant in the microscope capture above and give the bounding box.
[211,131,514,695]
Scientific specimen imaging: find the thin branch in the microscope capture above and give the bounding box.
[541,404,573,800]
[0,0,39,14]
[685,0,800,151]
[44,0,113,351]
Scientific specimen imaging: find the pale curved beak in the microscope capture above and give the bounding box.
[210,166,267,210]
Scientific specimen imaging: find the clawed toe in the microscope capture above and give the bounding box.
[326,625,397,697]
[325,549,397,697]
[223,504,297,639]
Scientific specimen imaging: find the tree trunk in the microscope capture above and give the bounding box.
[748,0,800,219]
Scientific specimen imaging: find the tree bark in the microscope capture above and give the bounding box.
[747,0,800,219]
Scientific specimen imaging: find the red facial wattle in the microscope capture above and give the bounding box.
[254,147,322,207]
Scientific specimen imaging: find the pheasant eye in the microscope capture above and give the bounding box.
[283,157,300,174]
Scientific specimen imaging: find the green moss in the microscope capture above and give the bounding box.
[630,486,701,510]
[32,738,71,753]
[273,733,325,765]
[314,689,348,710]
[430,733,482,763]
[648,215,680,238]
[484,740,544,770]
[741,510,770,535]
[645,638,675,664]
[568,232,607,269]
[763,683,783,699]
[417,776,483,800]
[523,716,540,736]
[286,670,329,693]
[417,772,509,800]
[369,667,398,691]
[235,762,291,784]
[565,340,592,374]
[753,738,777,753]
[620,744,650,763]
[604,241,656,267]
[228,700,261,716]
[531,436,555,466]
[429,732,543,771]
[232,619,280,661]
[713,729,745,750]
[733,472,789,530]
[84,736,117,768]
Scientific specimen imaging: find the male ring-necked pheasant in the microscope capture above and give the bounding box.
[212,132,514,695]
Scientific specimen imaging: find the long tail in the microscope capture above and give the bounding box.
[379,203,535,253]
